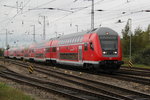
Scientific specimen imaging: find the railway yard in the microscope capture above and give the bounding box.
[0,0,150,100]
[0,58,150,100]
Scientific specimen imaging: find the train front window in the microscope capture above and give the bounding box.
[99,35,118,56]
[101,41,117,50]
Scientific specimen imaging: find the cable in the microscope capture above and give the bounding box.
[0,0,31,29]
[28,0,57,10]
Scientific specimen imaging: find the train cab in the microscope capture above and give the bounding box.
[93,27,124,72]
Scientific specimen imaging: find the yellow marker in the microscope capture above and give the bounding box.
[29,69,33,74]
[128,60,133,68]
[28,65,34,74]
[29,66,33,71]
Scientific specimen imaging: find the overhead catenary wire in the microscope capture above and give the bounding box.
[0,0,31,30]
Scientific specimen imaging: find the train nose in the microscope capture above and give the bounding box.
[109,57,112,60]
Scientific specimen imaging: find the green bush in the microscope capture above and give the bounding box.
[122,23,150,66]
[132,46,150,66]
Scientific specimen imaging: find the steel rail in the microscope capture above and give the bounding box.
[9,60,150,85]
[1,59,150,99]
[34,65,150,99]
[4,59,150,100]
[121,66,150,71]
[119,69,150,77]
[0,70,119,100]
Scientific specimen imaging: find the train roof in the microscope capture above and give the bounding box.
[7,27,118,50]
[58,31,88,40]
[57,27,118,40]
[95,27,118,35]
[34,40,52,48]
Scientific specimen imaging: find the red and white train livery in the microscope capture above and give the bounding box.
[4,27,124,72]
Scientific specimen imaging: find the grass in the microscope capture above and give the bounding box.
[122,57,150,69]
[0,82,34,100]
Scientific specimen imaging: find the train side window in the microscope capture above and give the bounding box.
[90,42,94,50]
[50,48,52,52]
[74,37,76,43]
[52,47,56,52]
[67,39,69,44]
[64,40,66,44]
[61,40,63,44]
[68,38,71,44]
[84,43,88,51]
[69,38,71,44]
[72,38,74,43]
[46,48,50,52]
[32,49,34,53]
[67,39,68,44]
[70,38,72,43]
[79,36,82,42]
[80,37,83,42]
[76,37,79,43]
[75,37,77,43]
[59,40,62,44]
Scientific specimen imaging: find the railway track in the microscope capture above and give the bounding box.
[1,58,150,85]
[122,66,150,72]
[120,67,150,77]
[1,59,150,100]
[0,68,119,100]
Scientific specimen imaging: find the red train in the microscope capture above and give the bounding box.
[4,27,124,72]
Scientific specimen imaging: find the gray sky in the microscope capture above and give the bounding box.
[0,0,150,48]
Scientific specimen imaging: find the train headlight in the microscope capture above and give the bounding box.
[103,51,106,54]
[114,51,117,54]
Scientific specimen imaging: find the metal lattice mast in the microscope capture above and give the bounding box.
[91,0,94,30]
[128,18,132,60]
[43,16,46,40]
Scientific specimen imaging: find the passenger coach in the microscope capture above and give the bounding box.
[56,27,123,72]
[4,27,123,72]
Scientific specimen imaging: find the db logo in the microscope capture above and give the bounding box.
[109,57,112,60]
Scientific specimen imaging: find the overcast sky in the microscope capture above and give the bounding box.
[0,0,150,48]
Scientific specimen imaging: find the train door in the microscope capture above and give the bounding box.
[57,46,59,60]
[78,45,82,62]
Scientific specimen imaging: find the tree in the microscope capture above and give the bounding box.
[121,21,130,56]
[132,27,144,53]
[121,23,150,66]
[122,20,130,39]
